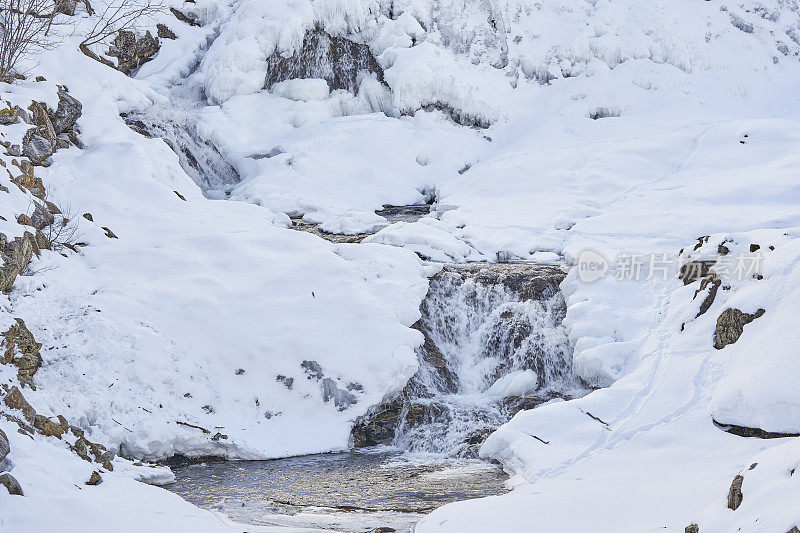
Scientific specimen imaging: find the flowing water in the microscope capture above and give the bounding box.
[166,452,508,532]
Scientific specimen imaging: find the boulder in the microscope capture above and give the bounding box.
[714,308,765,349]
[49,87,82,135]
[31,202,54,230]
[157,24,177,40]
[1,233,35,292]
[33,414,69,438]
[727,474,744,510]
[86,471,102,486]
[0,472,23,496]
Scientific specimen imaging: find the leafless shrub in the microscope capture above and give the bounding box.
[0,0,60,81]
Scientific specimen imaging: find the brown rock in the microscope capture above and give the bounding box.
[714,308,765,349]
[3,386,35,423]
[727,474,744,510]
[16,214,32,226]
[33,414,69,438]
[86,471,102,485]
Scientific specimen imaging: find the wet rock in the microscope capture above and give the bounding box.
[0,472,23,495]
[86,471,102,485]
[0,428,9,462]
[3,386,35,423]
[157,24,177,40]
[264,29,384,94]
[412,323,457,393]
[291,222,371,243]
[3,318,43,389]
[107,30,160,74]
[440,263,565,302]
[727,474,744,510]
[49,87,82,135]
[714,308,765,349]
[352,398,403,447]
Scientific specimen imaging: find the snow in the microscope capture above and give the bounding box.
[3,0,800,530]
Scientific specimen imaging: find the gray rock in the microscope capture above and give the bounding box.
[301,360,324,380]
[727,474,744,510]
[0,472,23,495]
[1,232,35,292]
[49,87,82,135]
[714,308,765,349]
[31,202,54,230]
[107,30,160,74]
[0,429,9,462]
[3,318,43,389]
[54,0,77,15]
[685,525,699,533]
[157,24,177,40]
[22,129,54,164]
[321,378,357,410]
[264,29,384,94]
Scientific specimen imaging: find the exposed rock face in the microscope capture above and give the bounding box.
[3,319,43,389]
[0,472,23,496]
[680,260,715,285]
[107,30,160,74]
[33,414,69,438]
[0,428,9,462]
[727,474,744,510]
[351,398,404,447]
[1,232,36,292]
[3,386,36,422]
[264,29,384,94]
[49,87,82,135]
[714,308,765,349]
[442,263,565,301]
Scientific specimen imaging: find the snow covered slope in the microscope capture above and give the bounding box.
[2,0,800,531]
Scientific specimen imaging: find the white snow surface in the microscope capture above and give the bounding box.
[2,0,800,531]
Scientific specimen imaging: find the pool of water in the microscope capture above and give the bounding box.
[164,451,509,532]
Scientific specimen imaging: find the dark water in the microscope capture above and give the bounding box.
[165,452,508,531]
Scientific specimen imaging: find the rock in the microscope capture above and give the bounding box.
[714,308,765,349]
[264,29,384,94]
[694,273,721,318]
[0,106,22,125]
[0,428,9,462]
[33,414,69,438]
[31,202,54,230]
[685,525,699,533]
[1,232,35,292]
[86,471,102,485]
[321,378,357,410]
[373,528,396,533]
[157,24,177,39]
[82,212,93,222]
[22,129,54,164]
[276,375,293,389]
[102,226,118,239]
[28,101,58,148]
[727,474,744,510]
[49,87,82,135]
[679,260,715,285]
[170,7,201,26]
[3,386,36,423]
[0,472,23,495]
[54,0,77,15]
[3,318,43,389]
[45,200,61,215]
[106,30,160,74]
[352,398,403,447]
[16,214,32,227]
[301,360,324,380]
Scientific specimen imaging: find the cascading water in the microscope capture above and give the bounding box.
[353,263,585,458]
[124,102,240,195]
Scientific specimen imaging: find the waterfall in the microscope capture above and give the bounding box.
[123,103,240,195]
[353,263,583,458]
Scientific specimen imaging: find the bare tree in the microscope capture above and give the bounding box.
[0,0,59,81]
[79,0,162,64]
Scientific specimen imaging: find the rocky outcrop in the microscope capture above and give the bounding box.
[264,29,384,94]
[441,263,565,301]
[107,30,160,74]
[1,232,36,292]
[157,24,177,40]
[3,386,36,422]
[714,308,764,349]
[727,474,744,510]
[3,319,43,389]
